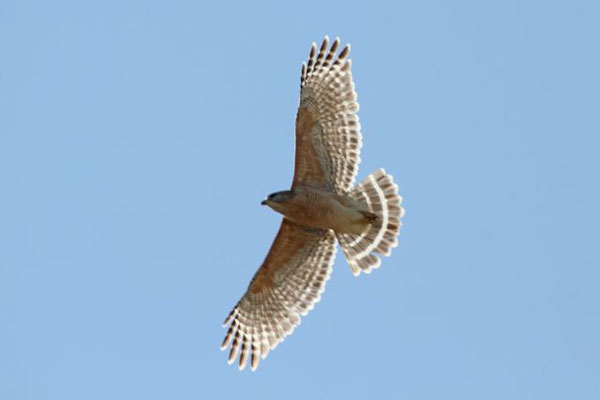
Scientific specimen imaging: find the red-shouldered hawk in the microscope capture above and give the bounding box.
[221,36,405,371]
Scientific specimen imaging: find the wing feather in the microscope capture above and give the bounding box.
[221,219,337,370]
[293,37,362,194]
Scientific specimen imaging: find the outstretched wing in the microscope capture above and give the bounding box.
[293,36,362,194]
[221,219,337,371]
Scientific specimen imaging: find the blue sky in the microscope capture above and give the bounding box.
[1,0,599,399]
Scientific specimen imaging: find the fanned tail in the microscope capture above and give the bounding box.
[336,169,404,276]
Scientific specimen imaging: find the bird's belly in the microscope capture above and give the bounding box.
[284,189,365,234]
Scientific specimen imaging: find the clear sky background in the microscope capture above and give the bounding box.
[1,1,599,399]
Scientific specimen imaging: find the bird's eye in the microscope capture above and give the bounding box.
[268,191,289,202]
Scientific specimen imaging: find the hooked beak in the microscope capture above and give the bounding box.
[261,199,267,206]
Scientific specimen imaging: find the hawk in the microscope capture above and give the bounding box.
[221,36,405,371]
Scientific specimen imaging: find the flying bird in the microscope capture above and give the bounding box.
[221,36,405,371]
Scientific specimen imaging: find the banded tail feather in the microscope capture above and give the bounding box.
[337,169,405,276]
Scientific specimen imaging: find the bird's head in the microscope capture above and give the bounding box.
[261,190,295,214]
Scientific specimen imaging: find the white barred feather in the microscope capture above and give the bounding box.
[299,36,362,194]
[337,169,405,276]
[221,229,337,371]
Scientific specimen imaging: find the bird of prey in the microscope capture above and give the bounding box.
[221,36,405,371]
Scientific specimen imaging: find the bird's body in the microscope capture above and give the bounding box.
[221,36,405,371]
[265,186,369,235]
